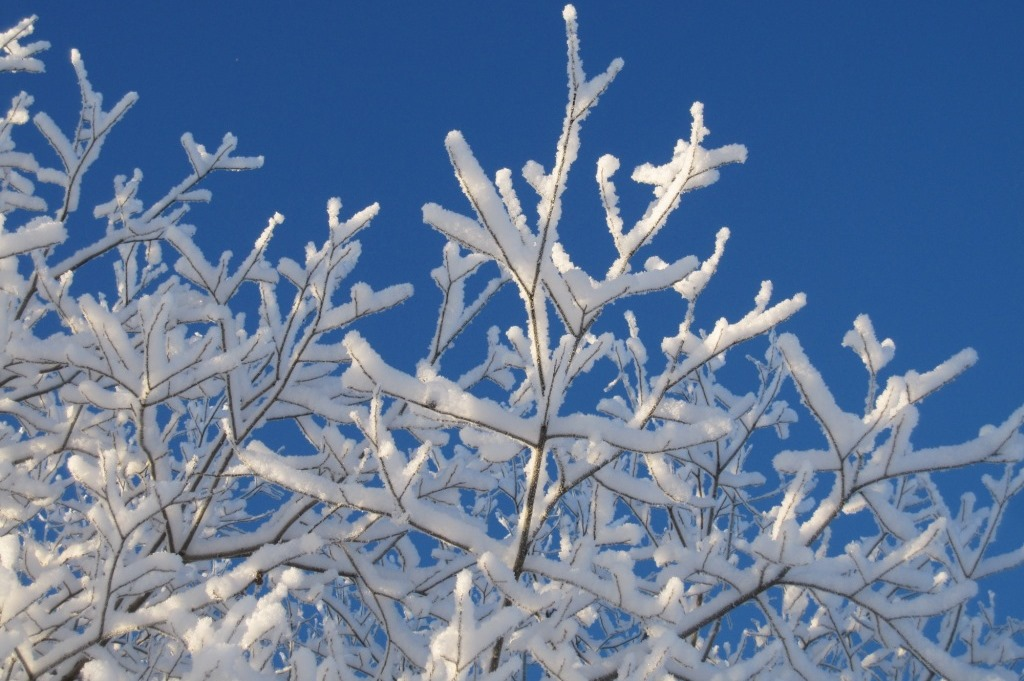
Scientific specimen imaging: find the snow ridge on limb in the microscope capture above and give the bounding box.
[0,17,49,74]
[607,102,747,279]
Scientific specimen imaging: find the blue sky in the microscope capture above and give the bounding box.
[9,1,1023,611]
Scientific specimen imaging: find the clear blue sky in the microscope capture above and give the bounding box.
[9,0,1023,608]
